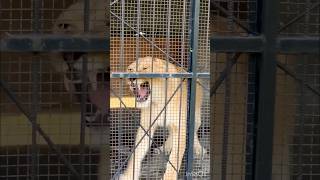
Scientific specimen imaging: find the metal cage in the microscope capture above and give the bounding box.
[109,0,210,179]
[211,0,320,180]
[0,0,319,180]
[1,0,109,179]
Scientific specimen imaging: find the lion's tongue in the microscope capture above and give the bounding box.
[138,87,147,98]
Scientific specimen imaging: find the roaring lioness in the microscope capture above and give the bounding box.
[118,56,206,180]
[51,1,207,179]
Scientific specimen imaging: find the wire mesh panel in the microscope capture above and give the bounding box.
[0,0,317,179]
[210,0,256,179]
[272,1,320,179]
[1,0,108,179]
[110,0,209,179]
[211,0,319,179]
[279,0,319,36]
[273,54,320,180]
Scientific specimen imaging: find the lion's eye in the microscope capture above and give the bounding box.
[143,67,148,70]
[128,68,133,72]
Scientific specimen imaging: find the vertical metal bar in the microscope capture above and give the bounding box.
[164,0,171,174]
[186,0,200,178]
[221,60,231,180]
[33,0,40,33]
[136,0,141,68]
[295,3,310,178]
[98,1,111,177]
[31,0,40,179]
[201,0,210,174]
[80,0,90,179]
[297,56,306,180]
[31,57,40,180]
[132,0,141,176]
[221,2,234,179]
[246,1,259,179]
[210,3,215,176]
[245,57,258,180]
[118,0,125,174]
[103,2,110,179]
[179,0,187,175]
[0,42,1,180]
[147,0,156,177]
[255,0,279,179]
[83,0,90,33]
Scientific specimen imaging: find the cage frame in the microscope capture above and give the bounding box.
[0,0,319,179]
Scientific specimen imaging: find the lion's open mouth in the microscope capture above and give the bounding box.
[131,81,151,102]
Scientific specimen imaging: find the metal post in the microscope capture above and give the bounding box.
[31,0,40,179]
[79,0,90,179]
[186,0,200,179]
[254,0,279,179]
[245,1,259,179]
[221,3,234,179]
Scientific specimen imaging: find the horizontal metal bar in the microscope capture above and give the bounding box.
[2,35,317,54]
[211,36,319,53]
[110,72,210,78]
[0,34,109,52]
[278,37,320,53]
[211,36,264,52]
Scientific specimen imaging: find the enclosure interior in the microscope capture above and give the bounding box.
[109,0,210,179]
[0,0,319,180]
[0,0,108,179]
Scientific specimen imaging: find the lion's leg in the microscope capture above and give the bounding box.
[193,89,207,157]
[162,125,186,180]
[193,111,207,157]
[156,135,173,155]
[159,109,205,158]
[119,123,156,180]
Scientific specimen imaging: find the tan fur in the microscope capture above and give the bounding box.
[51,0,106,92]
[119,56,206,180]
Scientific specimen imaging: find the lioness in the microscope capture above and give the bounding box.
[51,0,108,123]
[51,1,206,179]
[118,56,206,180]
[50,1,109,179]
